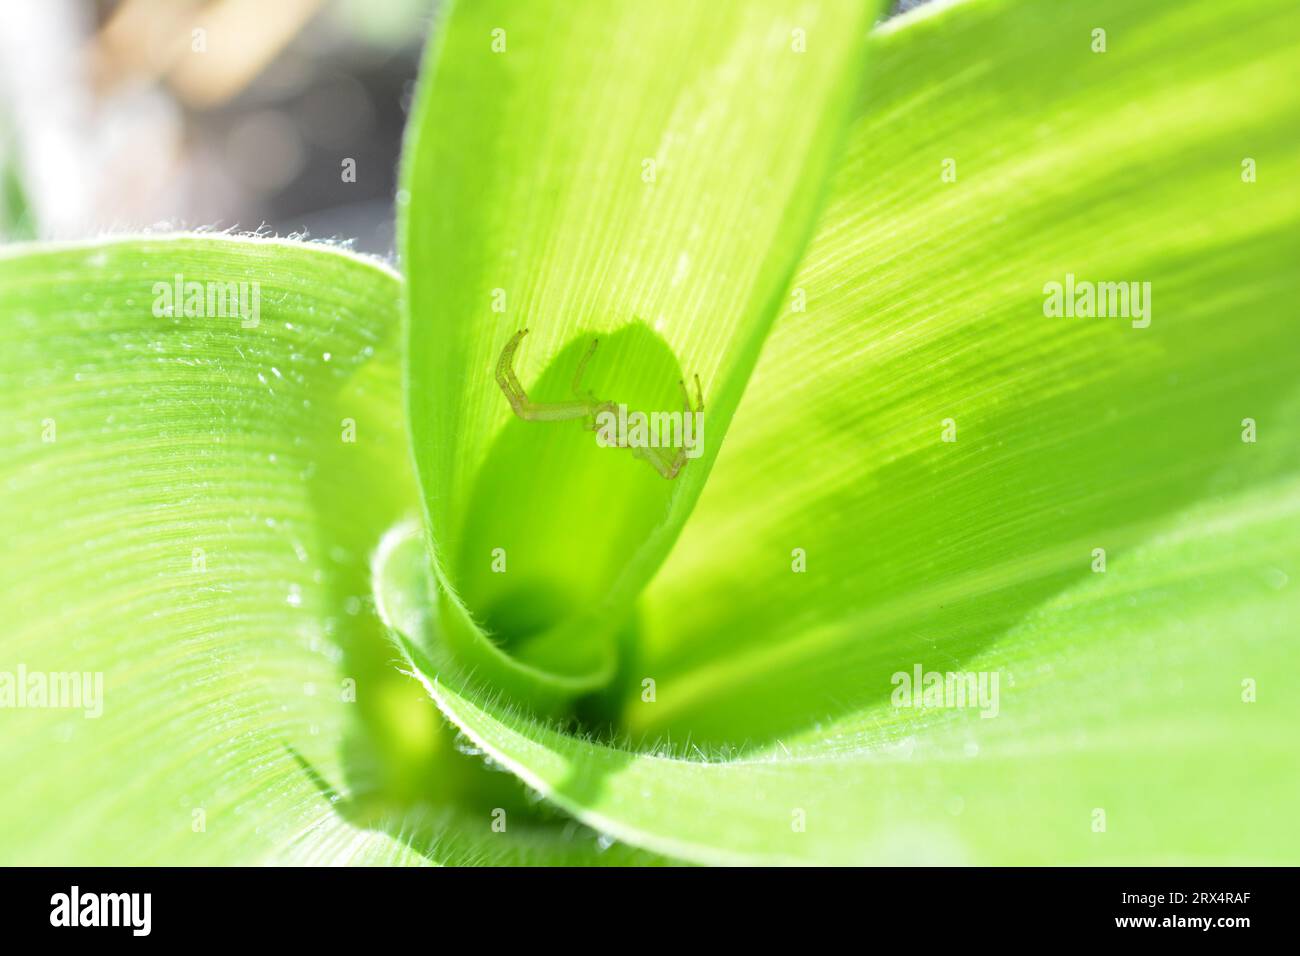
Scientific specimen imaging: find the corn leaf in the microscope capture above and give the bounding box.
[0,235,659,865]
[400,0,880,705]
[401,0,1300,864]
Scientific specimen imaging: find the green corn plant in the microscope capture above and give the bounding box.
[1,0,1297,865]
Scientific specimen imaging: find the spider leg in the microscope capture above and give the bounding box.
[675,374,705,412]
[494,328,601,422]
[572,338,613,431]
[633,444,686,480]
[494,327,531,412]
[635,374,703,479]
[572,337,600,398]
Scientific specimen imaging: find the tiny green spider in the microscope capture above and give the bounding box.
[495,327,703,480]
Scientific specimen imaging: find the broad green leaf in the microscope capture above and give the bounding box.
[0,235,659,865]
[409,480,1300,864]
[400,0,1300,864]
[632,0,1300,743]
[400,0,880,703]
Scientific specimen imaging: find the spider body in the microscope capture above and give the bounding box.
[495,328,703,479]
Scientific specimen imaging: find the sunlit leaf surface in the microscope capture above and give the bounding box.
[401,0,1300,864]
[0,236,660,865]
[400,0,880,703]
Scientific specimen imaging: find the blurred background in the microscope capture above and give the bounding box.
[0,0,927,257]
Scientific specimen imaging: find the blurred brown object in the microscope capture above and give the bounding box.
[96,0,324,108]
